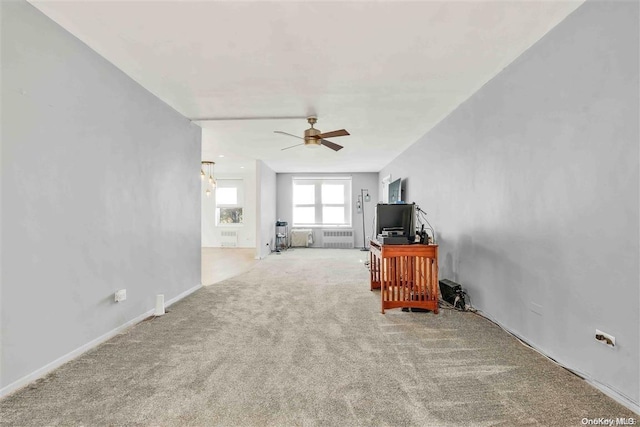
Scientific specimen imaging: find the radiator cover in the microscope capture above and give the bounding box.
[220,230,238,247]
[322,229,354,249]
[291,229,313,247]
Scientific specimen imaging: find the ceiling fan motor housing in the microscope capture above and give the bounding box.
[304,126,322,147]
[276,116,346,151]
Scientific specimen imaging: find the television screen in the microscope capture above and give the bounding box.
[375,203,416,239]
[388,178,402,203]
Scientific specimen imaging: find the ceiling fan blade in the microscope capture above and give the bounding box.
[316,129,350,139]
[320,139,343,151]
[281,143,305,151]
[274,131,303,140]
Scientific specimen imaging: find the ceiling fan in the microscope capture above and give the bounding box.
[275,117,350,151]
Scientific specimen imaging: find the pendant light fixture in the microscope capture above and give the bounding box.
[201,161,217,196]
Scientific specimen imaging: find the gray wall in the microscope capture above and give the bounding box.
[1,1,201,392]
[256,161,277,258]
[276,173,379,249]
[379,0,639,409]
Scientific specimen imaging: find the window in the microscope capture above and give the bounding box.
[216,179,243,225]
[292,177,352,227]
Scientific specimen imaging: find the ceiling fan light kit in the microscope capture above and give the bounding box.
[275,116,350,152]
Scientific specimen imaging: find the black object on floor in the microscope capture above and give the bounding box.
[439,279,462,305]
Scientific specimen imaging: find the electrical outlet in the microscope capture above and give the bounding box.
[595,329,615,347]
[114,289,126,302]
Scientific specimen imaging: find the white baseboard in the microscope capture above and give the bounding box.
[165,283,202,308]
[477,310,640,414]
[586,378,640,415]
[0,283,202,399]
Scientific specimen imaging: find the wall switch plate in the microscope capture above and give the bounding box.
[595,329,615,347]
[114,289,126,302]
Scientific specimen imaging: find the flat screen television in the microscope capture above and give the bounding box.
[375,203,416,240]
[388,178,402,203]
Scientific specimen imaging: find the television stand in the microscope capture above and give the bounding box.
[369,240,439,314]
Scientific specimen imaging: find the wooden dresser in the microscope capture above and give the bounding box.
[369,240,439,314]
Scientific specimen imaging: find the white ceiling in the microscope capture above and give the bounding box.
[30,0,583,174]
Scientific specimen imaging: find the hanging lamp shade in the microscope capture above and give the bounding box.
[201,161,216,195]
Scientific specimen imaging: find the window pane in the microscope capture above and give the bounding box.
[218,208,243,224]
[323,207,345,224]
[322,184,344,204]
[216,188,237,205]
[293,184,315,204]
[293,207,315,224]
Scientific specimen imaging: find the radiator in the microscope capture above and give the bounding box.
[290,229,313,247]
[220,230,238,247]
[322,229,354,249]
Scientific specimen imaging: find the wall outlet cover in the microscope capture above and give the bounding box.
[114,289,127,302]
[595,329,615,347]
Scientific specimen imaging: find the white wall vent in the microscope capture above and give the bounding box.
[220,230,238,247]
[322,229,354,249]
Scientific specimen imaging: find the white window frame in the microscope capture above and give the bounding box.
[215,179,244,226]
[292,177,352,227]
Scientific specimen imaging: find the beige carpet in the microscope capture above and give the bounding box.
[1,249,636,426]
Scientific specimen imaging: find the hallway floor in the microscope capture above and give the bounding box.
[201,247,259,286]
